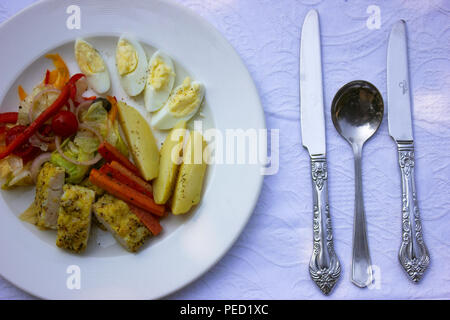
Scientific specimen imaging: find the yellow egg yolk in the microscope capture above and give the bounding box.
[168,77,202,117]
[116,39,138,76]
[75,41,105,75]
[148,57,173,91]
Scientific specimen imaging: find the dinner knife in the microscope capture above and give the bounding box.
[387,20,430,282]
[300,9,341,295]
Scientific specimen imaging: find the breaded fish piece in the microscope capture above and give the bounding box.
[79,177,107,230]
[93,194,150,252]
[56,185,95,253]
[35,162,65,229]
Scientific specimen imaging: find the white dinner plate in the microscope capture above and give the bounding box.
[0,0,265,299]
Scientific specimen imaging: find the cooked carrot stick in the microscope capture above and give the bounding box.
[129,205,162,236]
[100,164,153,198]
[109,161,152,193]
[89,169,165,216]
[98,141,141,176]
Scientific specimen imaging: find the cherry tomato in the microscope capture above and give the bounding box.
[51,111,78,137]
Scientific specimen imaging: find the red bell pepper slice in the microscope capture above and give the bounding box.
[0,74,85,160]
[0,112,18,124]
[0,126,7,145]
[44,69,50,85]
[68,73,85,101]
[5,125,40,163]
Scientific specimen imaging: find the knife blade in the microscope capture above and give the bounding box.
[300,9,325,156]
[387,20,430,282]
[387,20,413,141]
[300,9,340,295]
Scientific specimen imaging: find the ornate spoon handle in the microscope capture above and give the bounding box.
[351,143,373,288]
[397,141,430,282]
[308,155,341,295]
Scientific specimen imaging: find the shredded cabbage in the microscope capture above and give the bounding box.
[80,100,128,156]
[107,119,129,157]
[74,129,100,154]
[81,101,108,137]
[50,138,91,184]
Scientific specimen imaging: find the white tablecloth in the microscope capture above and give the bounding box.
[1,0,449,299]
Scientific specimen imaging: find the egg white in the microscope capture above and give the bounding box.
[144,51,175,112]
[151,80,205,130]
[116,35,148,97]
[74,38,110,94]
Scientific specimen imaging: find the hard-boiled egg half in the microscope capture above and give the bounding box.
[151,77,205,130]
[144,51,175,112]
[74,38,110,94]
[115,35,148,96]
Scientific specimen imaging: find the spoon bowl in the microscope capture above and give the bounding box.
[332,81,384,145]
[331,80,383,288]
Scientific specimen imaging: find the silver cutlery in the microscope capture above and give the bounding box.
[387,20,430,282]
[300,9,341,295]
[331,81,384,288]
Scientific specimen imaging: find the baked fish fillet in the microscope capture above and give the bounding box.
[56,185,95,253]
[35,162,65,229]
[79,177,107,230]
[93,194,151,252]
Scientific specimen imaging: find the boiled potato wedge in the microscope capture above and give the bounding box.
[153,120,187,204]
[171,130,207,215]
[117,101,159,180]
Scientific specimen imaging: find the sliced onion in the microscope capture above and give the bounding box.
[30,152,51,182]
[76,100,93,122]
[74,78,88,103]
[29,88,61,123]
[68,98,75,113]
[78,123,104,145]
[29,134,49,151]
[37,83,57,90]
[8,169,32,187]
[36,131,55,143]
[55,136,102,166]
[55,124,103,166]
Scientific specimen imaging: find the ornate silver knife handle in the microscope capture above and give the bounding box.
[308,155,341,295]
[397,141,430,282]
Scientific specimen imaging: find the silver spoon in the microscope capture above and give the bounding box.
[331,80,384,288]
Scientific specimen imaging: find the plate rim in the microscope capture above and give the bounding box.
[0,0,266,299]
